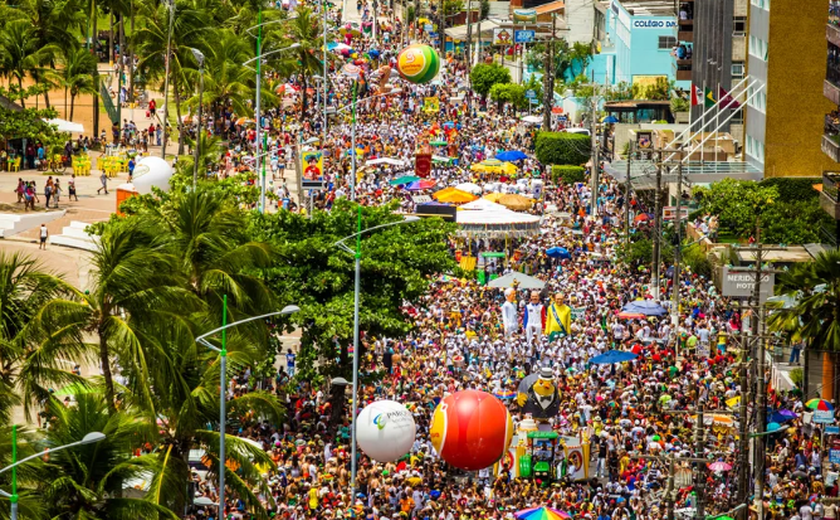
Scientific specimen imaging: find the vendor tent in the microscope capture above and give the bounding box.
[457,198,541,238]
[487,271,546,290]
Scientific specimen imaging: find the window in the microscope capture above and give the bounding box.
[750,35,768,61]
[733,16,746,34]
[659,36,677,49]
[730,110,744,125]
[732,63,745,78]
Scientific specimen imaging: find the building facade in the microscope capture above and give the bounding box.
[744,0,839,177]
[590,0,686,89]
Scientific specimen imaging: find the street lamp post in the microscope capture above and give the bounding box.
[161,0,175,159]
[3,430,106,520]
[195,300,300,520]
[334,211,419,499]
[243,42,301,214]
[190,48,205,188]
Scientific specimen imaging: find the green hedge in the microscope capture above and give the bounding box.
[551,165,586,184]
[758,177,821,202]
[535,131,591,166]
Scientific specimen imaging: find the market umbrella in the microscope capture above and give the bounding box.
[622,300,667,317]
[483,192,504,203]
[367,49,381,58]
[404,179,437,191]
[546,247,571,259]
[770,409,798,423]
[590,350,638,365]
[487,271,546,290]
[496,150,528,162]
[515,507,572,520]
[432,187,477,204]
[235,117,254,126]
[806,399,834,411]
[389,175,420,186]
[454,182,482,195]
[498,193,533,211]
[708,461,732,472]
[602,115,619,123]
[617,311,645,319]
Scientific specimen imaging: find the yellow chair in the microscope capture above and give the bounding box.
[9,157,21,173]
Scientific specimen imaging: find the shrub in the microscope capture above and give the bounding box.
[758,177,821,202]
[551,165,586,184]
[535,131,591,166]
[489,83,527,111]
[790,367,803,388]
[470,63,511,99]
[681,243,712,278]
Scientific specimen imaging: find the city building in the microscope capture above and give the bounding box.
[820,0,840,246]
[678,0,748,141]
[744,0,839,177]
[589,0,687,89]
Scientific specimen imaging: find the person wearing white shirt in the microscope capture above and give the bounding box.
[501,288,518,337]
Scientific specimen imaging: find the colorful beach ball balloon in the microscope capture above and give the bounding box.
[429,389,513,471]
[396,44,440,84]
[356,400,417,462]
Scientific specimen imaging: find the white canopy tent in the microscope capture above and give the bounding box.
[45,118,84,133]
[456,198,541,237]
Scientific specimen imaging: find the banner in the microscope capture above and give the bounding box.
[493,28,513,46]
[424,97,440,112]
[512,8,537,22]
[301,150,323,180]
[514,30,535,43]
[415,153,432,177]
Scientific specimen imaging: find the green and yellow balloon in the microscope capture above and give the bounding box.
[396,44,440,84]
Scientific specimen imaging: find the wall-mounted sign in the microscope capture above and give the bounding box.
[514,30,536,43]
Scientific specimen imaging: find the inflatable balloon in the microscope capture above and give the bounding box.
[356,400,416,462]
[396,44,440,84]
[131,156,173,195]
[430,390,513,471]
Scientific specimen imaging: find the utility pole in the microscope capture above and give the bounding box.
[465,0,472,66]
[652,149,663,301]
[736,335,751,520]
[671,143,685,326]
[542,13,556,131]
[693,406,706,520]
[751,231,767,520]
[160,0,175,159]
[624,142,633,246]
[666,453,676,520]
[589,93,600,215]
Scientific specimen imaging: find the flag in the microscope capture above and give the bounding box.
[704,87,716,108]
[691,84,701,106]
[718,86,741,109]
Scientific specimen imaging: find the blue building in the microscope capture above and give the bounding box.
[589,0,688,90]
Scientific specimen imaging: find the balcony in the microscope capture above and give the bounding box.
[829,23,840,49]
[820,171,840,220]
[823,134,840,163]
[676,58,692,81]
[827,56,840,104]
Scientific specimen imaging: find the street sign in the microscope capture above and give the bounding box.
[525,89,536,98]
[302,180,327,190]
[830,448,840,464]
[514,30,536,43]
[815,409,835,424]
[827,426,840,434]
[720,266,774,302]
[530,99,539,104]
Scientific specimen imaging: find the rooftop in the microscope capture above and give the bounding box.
[615,0,676,17]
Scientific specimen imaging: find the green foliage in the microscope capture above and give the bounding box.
[470,63,511,99]
[535,131,591,166]
[681,243,712,278]
[616,237,673,268]
[760,199,833,245]
[758,177,821,202]
[489,83,527,110]
[249,200,456,381]
[670,95,689,113]
[443,0,464,16]
[0,87,58,142]
[790,367,803,387]
[693,178,777,238]
[631,77,674,100]
[551,165,586,184]
[526,40,592,82]
[479,0,489,19]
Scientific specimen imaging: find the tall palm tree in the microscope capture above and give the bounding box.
[41,393,178,520]
[0,252,87,423]
[768,248,840,401]
[60,47,98,120]
[33,220,200,413]
[0,425,49,520]
[284,6,326,118]
[0,20,54,107]
[184,29,253,119]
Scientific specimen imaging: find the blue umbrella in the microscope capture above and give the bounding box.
[546,247,571,259]
[770,409,798,423]
[495,150,528,162]
[367,49,381,58]
[622,300,668,317]
[590,350,638,365]
[603,115,619,123]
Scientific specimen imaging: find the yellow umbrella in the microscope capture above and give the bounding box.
[432,187,478,204]
[483,192,504,202]
[725,396,741,409]
[498,193,533,211]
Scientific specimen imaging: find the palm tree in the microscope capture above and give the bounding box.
[33,220,200,413]
[60,47,98,120]
[283,6,327,118]
[184,29,253,119]
[0,20,54,107]
[768,248,840,401]
[0,425,48,520]
[0,252,87,423]
[41,393,179,520]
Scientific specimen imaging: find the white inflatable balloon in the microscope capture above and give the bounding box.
[131,156,173,195]
[356,400,416,462]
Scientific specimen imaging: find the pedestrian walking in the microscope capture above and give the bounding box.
[97,172,109,194]
[53,179,62,207]
[68,174,78,201]
[38,223,48,250]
